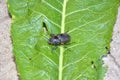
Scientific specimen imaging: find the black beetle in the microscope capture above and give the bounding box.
[48,33,70,50]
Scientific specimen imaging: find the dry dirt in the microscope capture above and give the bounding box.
[0,0,120,80]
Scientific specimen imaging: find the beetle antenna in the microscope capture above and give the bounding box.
[42,35,49,41]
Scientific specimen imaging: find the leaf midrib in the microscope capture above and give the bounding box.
[59,0,67,80]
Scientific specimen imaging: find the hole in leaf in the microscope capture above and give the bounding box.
[42,22,48,32]
[91,61,94,64]
[105,46,109,51]
[105,46,111,54]
[91,61,97,70]
[29,58,32,60]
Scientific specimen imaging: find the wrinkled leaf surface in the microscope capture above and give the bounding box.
[8,0,119,80]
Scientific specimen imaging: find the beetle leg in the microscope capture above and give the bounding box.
[64,46,72,52]
[52,45,58,50]
[50,34,55,37]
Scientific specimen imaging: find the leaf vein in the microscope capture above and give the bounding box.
[56,0,63,6]
[29,9,61,28]
[43,0,62,14]
[74,67,90,80]
[59,0,68,80]
[63,52,89,69]
[65,2,105,17]
[41,53,58,67]
[68,15,105,33]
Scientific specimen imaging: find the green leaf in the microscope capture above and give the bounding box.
[8,0,119,80]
